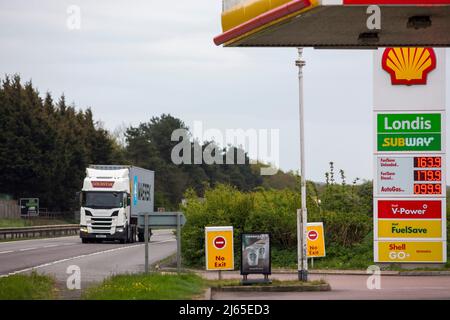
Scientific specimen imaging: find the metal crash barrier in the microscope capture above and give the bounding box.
[0,224,79,240]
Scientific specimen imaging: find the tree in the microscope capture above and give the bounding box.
[0,75,124,210]
[124,114,263,208]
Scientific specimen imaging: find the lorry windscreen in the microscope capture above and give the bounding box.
[82,192,123,209]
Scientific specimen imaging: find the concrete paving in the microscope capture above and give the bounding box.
[2,234,449,300]
[201,271,450,300]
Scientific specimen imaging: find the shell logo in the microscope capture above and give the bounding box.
[382,48,436,86]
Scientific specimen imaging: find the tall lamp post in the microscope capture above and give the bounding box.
[296,48,308,282]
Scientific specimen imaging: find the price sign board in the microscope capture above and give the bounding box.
[375,155,445,197]
[373,49,446,265]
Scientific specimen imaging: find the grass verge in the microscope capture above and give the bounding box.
[83,272,330,300]
[82,273,206,300]
[0,272,57,300]
[0,218,73,228]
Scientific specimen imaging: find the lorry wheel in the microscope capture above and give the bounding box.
[138,232,145,242]
[127,226,133,243]
[130,226,136,243]
[81,238,89,244]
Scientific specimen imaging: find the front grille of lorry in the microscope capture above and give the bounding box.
[90,217,113,232]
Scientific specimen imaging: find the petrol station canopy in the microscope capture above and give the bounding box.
[214,0,450,48]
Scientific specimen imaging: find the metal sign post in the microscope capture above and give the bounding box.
[144,213,149,273]
[176,212,181,273]
[139,212,186,274]
[296,48,308,282]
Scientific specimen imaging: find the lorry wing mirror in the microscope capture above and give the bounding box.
[127,196,131,206]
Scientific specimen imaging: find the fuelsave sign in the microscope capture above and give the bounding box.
[377,113,442,152]
[377,220,442,239]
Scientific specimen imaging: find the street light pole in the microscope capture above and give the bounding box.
[296,48,308,282]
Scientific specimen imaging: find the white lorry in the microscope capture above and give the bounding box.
[79,165,154,243]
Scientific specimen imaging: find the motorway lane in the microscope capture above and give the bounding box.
[0,230,176,280]
[210,273,450,300]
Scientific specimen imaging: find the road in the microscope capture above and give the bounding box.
[208,273,450,300]
[2,234,449,300]
[0,230,176,291]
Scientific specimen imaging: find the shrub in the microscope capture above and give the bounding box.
[181,184,372,268]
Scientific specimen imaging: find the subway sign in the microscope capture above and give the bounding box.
[377,113,442,152]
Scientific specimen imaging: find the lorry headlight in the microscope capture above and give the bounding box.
[80,227,88,233]
[116,227,124,233]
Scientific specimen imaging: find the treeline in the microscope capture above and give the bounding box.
[0,75,123,210]
[0,76,376,213]
[0,76,266,210]
[124,115,263,208]
[181,184,373,269]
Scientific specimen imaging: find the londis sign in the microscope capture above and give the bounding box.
[377,113,442,152]
[377,199,443,219]
[376,241,445,263]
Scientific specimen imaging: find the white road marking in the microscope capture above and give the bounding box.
[43,245,58,248]
[152,239,175,244]
[0,238,175,278]
[19,247,37,252]
[0,235,77,245]
[0,250,13,255]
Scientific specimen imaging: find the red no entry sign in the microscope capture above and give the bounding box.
[213,236,226,249]
[308,230,318,241]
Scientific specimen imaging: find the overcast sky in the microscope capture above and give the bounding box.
[1,0,449,184]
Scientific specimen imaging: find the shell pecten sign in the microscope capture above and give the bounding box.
[382,48,437,86]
